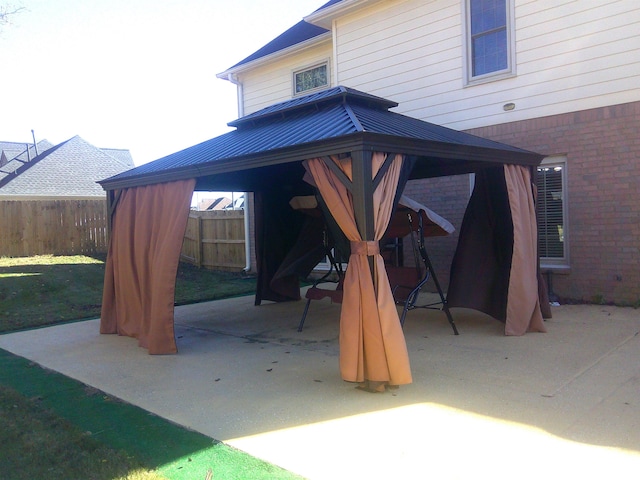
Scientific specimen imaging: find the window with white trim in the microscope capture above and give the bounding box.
[536,157,568,266]
[464,0,515,83]
[293,63,328,95]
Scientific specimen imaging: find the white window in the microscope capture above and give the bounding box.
[536,157,569,267]
[293,63,328,95]
[464,0,515,84]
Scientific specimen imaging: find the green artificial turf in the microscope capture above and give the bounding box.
[0,349,304,480]
[0,384,164,480]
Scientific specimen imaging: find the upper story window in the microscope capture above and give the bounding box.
[294,63,328,95]
[464,0,515,84]
[536,157,569,268]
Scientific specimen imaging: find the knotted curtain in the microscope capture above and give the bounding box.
[304,153,412,386]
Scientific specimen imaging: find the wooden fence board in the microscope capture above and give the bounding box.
[181,210,246,272]
[0,199,107,257]
[0,200,108,257]
[1,201,246,271]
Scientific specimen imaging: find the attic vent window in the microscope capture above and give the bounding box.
[294,63,328,95]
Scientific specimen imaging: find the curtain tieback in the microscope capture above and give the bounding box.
[350,240,379,256]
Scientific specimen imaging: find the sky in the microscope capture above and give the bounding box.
[0,0,326,166]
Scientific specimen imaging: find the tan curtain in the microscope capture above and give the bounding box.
[100,179,196,354]
[304,153,412,388]
[503,165,546,335]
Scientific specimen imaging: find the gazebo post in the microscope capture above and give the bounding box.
[105,189,122,241]
[350,150,376,275]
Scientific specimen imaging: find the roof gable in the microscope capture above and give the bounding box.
[219,1,396,75]
[225,20,329,72]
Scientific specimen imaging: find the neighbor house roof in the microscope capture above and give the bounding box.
[198,197,232,211]
[0,140,55,166]
[100,148,135,168]
[99,86,542,192]
[0,140,57,185]
[0,135,134,198]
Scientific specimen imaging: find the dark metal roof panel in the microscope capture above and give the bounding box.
[100,86,543,190]
[103,103,358,183]
[352,104,532,153]
[229,86,396,127]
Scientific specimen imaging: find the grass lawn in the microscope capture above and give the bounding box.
[0,255,302,480]
[0,254,257,332]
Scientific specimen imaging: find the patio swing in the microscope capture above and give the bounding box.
[384,199,459,334]
[297,233,345,332]
[296,196,458,335]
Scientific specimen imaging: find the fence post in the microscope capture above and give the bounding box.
[195,215,203,268]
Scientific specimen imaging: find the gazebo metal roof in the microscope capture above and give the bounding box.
[99,86,542,192]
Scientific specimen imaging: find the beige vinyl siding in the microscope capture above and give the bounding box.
[242,66,291,115]
[240,43,333,115]
[332,0,640,130]
[337,1,461,101]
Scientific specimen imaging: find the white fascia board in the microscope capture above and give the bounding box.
[216,32,332,80]
[304,0,382,29]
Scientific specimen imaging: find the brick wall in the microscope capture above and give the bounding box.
[465,101,640,304]
[401,175,471,291]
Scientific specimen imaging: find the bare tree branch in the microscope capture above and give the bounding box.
[0,4,25,29]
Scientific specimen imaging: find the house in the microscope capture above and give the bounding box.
[0,135,134,199]
[0,135,135,257]
[217,0,640,305]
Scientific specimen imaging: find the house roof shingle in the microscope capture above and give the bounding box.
[101,148,135,168]
[225,20,330,72]
[0,140,54,165]
[0,136,134,197]
[219,0,342,74]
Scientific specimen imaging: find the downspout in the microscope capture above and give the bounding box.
[227,73,252,272]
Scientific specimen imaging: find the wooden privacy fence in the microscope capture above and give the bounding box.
[181,209,246,272]
[0,200,109,257]
[1,200,247,270]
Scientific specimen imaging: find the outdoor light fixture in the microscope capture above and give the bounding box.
[503,102,516,111]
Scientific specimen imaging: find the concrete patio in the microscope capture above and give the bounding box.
[1,290,639,479]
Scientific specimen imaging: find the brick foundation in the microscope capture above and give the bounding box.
[401,175,470,291]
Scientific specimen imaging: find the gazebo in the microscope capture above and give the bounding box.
[98,86,548,391]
